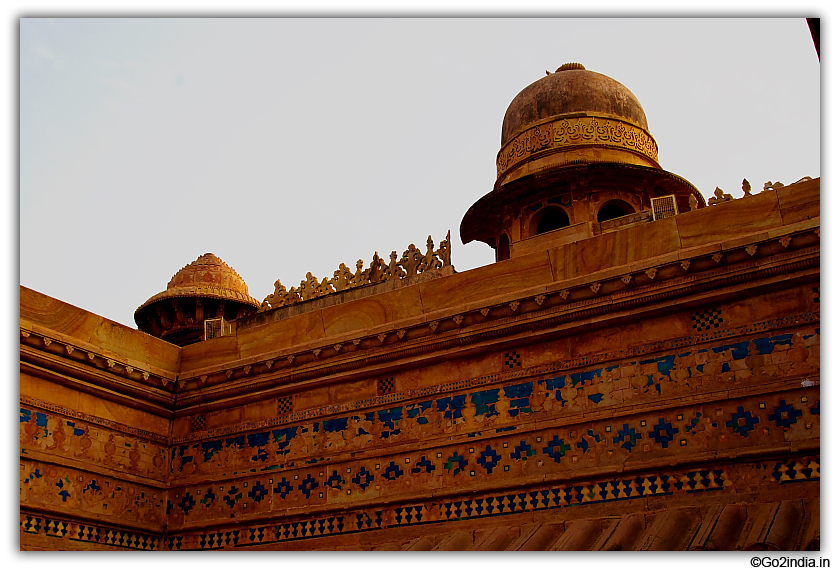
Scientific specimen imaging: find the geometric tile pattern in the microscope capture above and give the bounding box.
[190,414,207,433]
[277,397,293,416]
[163,328,820,477]
[504,351,522,369]
[168,313,818,444]
[377,377,395,396]
[692,308,724,331]
[161,388,818,527]
[20,513,159,550]
[771,458,820,484]
[164,456,819,550]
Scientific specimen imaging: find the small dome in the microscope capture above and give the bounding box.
[136,253,259,312]
[501,64,650,146]
[134,253,260,346]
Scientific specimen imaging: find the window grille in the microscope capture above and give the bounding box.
[651,195,678,220]
[204,317,233,341]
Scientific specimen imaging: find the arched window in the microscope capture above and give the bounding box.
[497,233,510,261]
[531,206,571,236]
[597,200,634,223]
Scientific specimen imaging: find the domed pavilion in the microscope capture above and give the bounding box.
[461,63,705,261]
[134,253,260,346]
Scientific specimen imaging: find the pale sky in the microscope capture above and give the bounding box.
[19,18,820,328]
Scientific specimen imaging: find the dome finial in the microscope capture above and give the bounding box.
[556,62,585,72]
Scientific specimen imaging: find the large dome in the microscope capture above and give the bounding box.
[501,63,650,145]
[461,63,703,250]
[496,63,661,187]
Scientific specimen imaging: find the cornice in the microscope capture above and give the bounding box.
[20,350,175,417]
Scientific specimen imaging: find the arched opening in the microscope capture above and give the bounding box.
[497,233,510,261]
[531,206,571,236]
[597,200,634,223]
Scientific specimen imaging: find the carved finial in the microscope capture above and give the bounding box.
[400,244,423,276]
[419,235,443,273]
[436,231,452,267]
[708,187,733,206]
[332,264,352,292]
[689,194,698,211]
[384,251,406,281]
[351,259,367,287]
[742,178,752,196]
[556,62,585,72]
[319,277,335,295]
[368,252,385,284]
[263,232,453,306]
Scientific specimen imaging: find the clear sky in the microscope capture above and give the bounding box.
[19,18,820,328]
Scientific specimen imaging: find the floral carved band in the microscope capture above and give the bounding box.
[497,115,660,178]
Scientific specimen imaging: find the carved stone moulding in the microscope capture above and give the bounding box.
[176,226,818,393]
[19,332,169,387]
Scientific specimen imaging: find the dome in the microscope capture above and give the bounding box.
[460,63,703,250]
[134,253,260,346]
[501,64,650,145]
[496,64,661,187]
[135,253,260,313]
